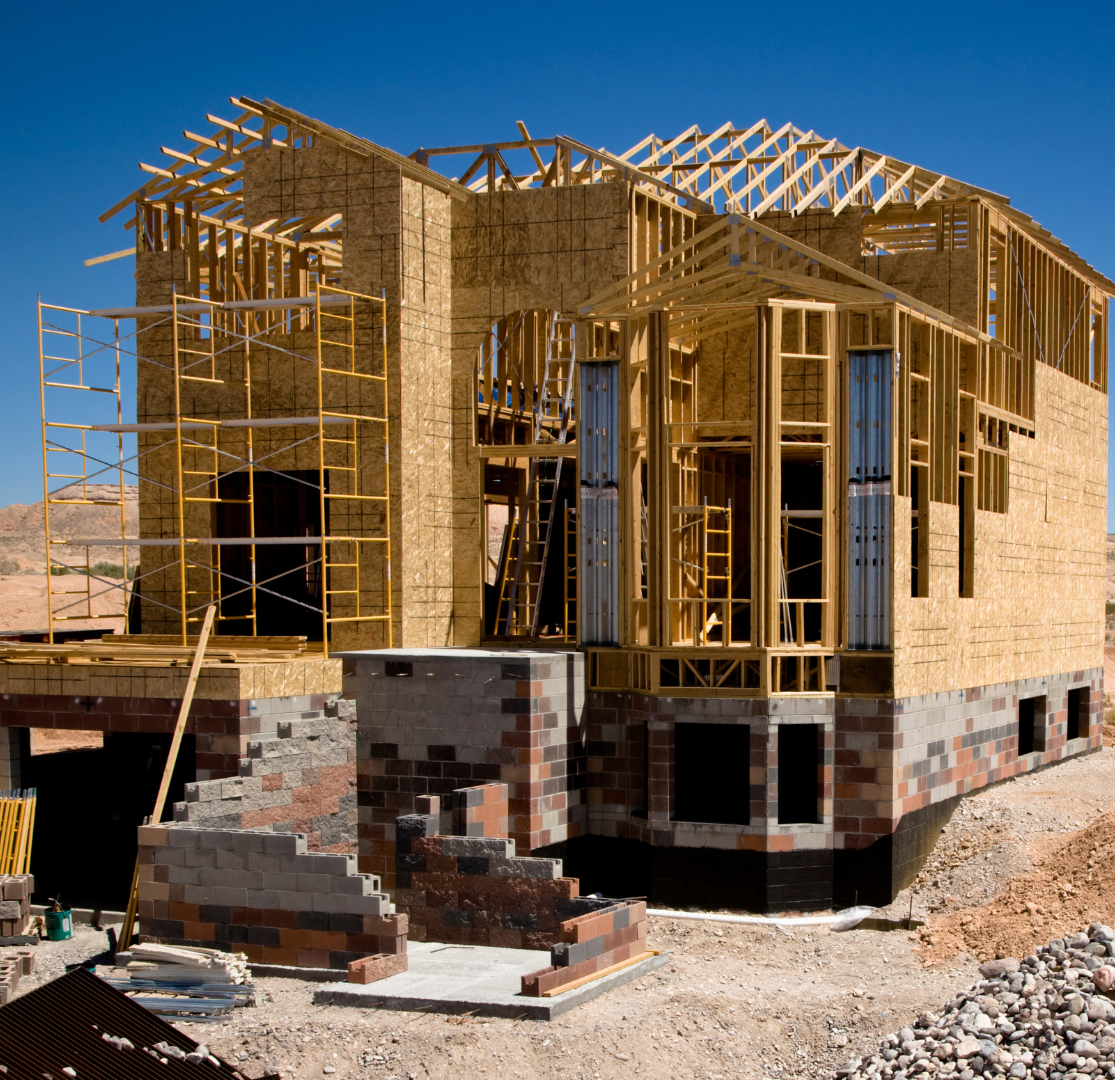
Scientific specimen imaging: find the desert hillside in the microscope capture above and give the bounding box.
[0,485,137,633]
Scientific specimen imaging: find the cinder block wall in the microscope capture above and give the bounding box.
[395,789,615,950]
[174,704,357,853]
[346,649,587,891]
[136,823,404,971]
[0,688,342,782]
[586,695,835,853]
[834,669,1103,877]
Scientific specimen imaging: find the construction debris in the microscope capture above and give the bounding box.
[0,946,34,1003]
[836,924,1115,1080]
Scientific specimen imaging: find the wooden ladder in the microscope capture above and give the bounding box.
[501,314,576,637]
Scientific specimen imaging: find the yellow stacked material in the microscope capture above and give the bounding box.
[0,791,34,876]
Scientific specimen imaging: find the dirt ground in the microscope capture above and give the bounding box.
[0,484,135,634]
[12,744,1112,1080]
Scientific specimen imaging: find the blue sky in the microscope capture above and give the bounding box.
[3,1,1114,523]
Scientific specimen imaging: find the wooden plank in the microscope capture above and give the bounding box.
[540,950,662,996]
[119,604,215,950]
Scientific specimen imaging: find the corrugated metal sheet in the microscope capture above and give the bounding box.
[847,351,892,650]
[0,966,251,1080]
[579,361,620,646]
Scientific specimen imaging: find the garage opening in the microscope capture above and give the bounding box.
[777,723,820,825]
[673,723,750,825]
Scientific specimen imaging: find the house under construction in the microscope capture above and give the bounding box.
[11,97,1109,912]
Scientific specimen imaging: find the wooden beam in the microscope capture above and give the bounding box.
[832,155,889,215]
[873,165,919,214]
[118,604,215,949]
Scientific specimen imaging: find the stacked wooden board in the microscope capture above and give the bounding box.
[0,634,314,666]
[107,943,255,1021]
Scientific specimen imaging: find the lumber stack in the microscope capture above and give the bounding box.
[107,942,255,1020]
[0,635,313,667]
[0,790,35,877]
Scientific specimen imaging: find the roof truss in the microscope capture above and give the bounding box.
[581,213,1007,347]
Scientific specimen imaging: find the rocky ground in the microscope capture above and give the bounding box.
[9,745,1111,1080]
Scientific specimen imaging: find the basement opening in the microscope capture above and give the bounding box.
[777,723,820,825]
[673,723,750,825]
[24,731,195,910]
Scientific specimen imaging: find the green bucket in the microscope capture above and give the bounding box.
[44,909,72,941]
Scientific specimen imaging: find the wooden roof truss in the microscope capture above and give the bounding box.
[413,120,979,218]
[97,101,1114,299]
[580,213,1007,347]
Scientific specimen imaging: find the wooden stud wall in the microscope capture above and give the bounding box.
[113,118,1111,697]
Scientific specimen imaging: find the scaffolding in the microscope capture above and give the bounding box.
[37,284,392,656]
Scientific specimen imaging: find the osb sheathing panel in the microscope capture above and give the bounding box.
[0,658,342,700]
[753,210,982,330]
[133,246,390,636]
[866,250,981,328]
[893,363,1106,698]
[384,177,454,651]
[752,210,864,276]
[242,146,402,235]
[696,325,756,428]
[133,147,417,647]
[448,183,632,646]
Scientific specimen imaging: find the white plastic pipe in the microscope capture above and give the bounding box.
[646,905,875,930]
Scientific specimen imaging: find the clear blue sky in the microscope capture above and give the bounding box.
[3,2,1114,524]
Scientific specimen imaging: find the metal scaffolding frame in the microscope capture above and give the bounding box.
[37,284,392,655]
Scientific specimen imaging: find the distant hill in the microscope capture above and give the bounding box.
[0,484,137,574]
[0,485,138,633]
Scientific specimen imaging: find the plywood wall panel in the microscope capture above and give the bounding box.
[893,364,1106,698]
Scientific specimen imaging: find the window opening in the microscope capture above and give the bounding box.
[1018,697,1037,755]
[1067,687,1088,741]
[776,723,820,825]
[673,723,750,825]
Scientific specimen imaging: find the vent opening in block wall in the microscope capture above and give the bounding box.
[385,661,413,677]
[776,723,820,825]
[673,723,750,826]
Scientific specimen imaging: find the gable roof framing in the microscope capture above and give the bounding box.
[97,101,1114,297]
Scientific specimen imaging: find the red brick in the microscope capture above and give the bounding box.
[348,953,407,984]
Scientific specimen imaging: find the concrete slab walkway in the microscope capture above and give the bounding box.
[313,940,670,1019]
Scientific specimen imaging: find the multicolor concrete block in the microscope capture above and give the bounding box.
[136,823,403,970]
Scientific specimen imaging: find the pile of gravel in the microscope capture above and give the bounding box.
[837,924,1115,1080]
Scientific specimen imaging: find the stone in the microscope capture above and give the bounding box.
[840,927,1115,1080]
[1092,966,1115,992]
